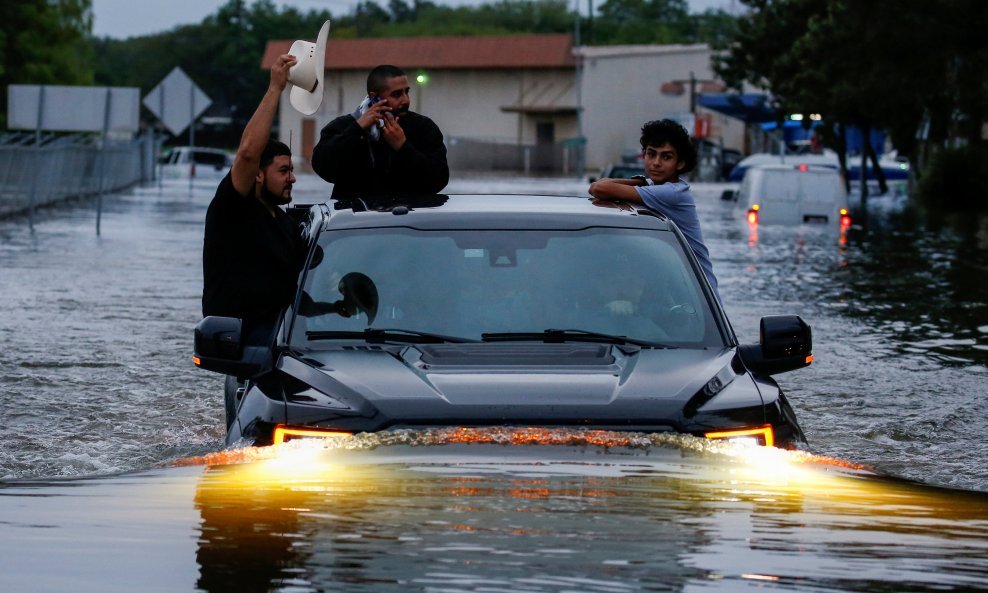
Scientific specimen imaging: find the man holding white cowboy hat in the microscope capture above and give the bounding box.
[202,52,307,345]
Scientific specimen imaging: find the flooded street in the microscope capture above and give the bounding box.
[2,174,988,591]
[5,439,988,592]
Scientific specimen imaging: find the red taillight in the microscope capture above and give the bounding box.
[747,208,759,224]
[797,164,808,171]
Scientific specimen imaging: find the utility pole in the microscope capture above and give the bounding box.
[574,0,585,177]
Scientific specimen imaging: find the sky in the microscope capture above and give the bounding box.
[91,0,737,39]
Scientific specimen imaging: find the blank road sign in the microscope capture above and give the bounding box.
[143,67,212,136]
[8,85,140,133]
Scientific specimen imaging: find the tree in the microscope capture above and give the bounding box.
[593,0,691,44]
[87,0,741,147]
[1,0,94,127]
[690,9,738,49]
[716,0,986,206]
[93,0,333,139]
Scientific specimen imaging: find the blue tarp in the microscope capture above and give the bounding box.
[696,93,777,123]
[760,120,889,156]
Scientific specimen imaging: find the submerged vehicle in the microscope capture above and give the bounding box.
[733,164,852,227]
[158,146,232,180]
[727,149,909,183]
[588,163,645,182]
[194,193,812,448]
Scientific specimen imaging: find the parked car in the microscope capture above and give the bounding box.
[732,164,851,226]
[194,193,812,449]
[588,163,645,182]
[620,147,645,165]
[159,146,232,180]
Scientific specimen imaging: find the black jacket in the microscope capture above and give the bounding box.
[311,111,449,198]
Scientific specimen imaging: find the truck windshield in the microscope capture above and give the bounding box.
[291,227,723,348]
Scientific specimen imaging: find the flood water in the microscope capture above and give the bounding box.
[2,174,987,592]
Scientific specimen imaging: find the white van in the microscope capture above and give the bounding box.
[158,146,232,181]
[734,164,850,226]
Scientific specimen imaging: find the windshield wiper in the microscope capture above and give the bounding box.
[481,329,676,349]
[306,328,479,344]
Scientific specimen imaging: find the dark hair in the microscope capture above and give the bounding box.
[260,139,291,169]
[640,119,697,174]
[367,65,406,94]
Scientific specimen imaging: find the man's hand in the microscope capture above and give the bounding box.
[381,112,406,151]
[270,54,297,93]
[356,98,393,130]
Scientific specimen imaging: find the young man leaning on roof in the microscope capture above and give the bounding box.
[588,119,720,302]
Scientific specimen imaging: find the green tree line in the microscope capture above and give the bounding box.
[0,0,93,128]
[3,0,732,134]
[86,0,734,137]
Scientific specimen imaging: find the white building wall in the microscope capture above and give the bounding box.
[577,45,745,172]
[278,67,579,167]
[275,47,743,175]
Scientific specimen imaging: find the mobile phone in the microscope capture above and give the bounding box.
[368,95,386,127]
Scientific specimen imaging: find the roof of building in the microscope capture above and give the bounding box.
[261,34,575,71]
[574,43,710,59]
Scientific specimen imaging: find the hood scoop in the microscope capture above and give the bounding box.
[417,343,615,367]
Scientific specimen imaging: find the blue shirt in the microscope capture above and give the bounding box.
[636,178,720,299]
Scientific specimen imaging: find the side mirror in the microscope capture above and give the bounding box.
[720,189,736,201]
[738,315,812,375]
[193,316,273,379]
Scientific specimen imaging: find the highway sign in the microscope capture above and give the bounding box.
[143,67,212,136]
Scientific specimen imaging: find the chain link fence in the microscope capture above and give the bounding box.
[0,132,159,219]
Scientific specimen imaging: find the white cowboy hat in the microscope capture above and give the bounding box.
[287,20,330,115]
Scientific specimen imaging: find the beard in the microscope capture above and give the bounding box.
[260,184,290,207]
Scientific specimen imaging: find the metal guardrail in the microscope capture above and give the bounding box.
[0,133,159,223]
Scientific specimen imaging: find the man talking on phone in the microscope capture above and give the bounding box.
[312,64,449,198]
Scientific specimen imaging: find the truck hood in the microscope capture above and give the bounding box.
[281,343,763,430]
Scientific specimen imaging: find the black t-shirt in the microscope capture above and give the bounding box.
[202,174,306,325]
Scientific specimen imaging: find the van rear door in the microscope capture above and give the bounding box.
[798,170,845,223]
[762,170,799,224]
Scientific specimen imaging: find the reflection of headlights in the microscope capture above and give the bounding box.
[704,425,774,447]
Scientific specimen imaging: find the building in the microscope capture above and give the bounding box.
[575,43,745,176]
[261,34,745,176]
[261,34,578,173]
